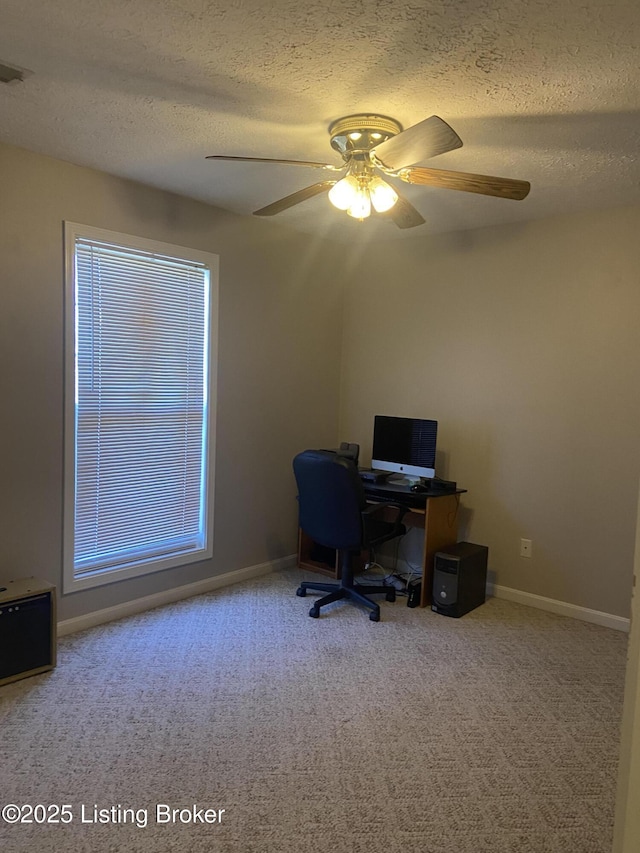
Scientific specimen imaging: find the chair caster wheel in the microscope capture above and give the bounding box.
[309,606,320,618]
[296,587,307,597]
[385,589,396,602]
[369,610,380,622]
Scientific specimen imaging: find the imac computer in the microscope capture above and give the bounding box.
[371,415,438,484]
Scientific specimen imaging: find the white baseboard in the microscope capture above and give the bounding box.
[57,555,630,636]
[57,555,295,637]
[488,583,630,633]
[392,556,630,632]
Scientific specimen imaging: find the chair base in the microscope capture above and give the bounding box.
[296,580,395,621]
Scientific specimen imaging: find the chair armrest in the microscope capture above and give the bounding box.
[361,502,409,548]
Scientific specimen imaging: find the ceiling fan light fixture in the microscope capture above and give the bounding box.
[329,170,398,219]
[369,176,398,213]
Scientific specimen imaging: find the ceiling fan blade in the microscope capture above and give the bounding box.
[371,116,463,171]
[399,166,530,200]
[385,196,426,229]
[253,181,336,216]
[206,155,342,170]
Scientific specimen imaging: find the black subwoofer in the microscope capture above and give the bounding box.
[0,578,57,686]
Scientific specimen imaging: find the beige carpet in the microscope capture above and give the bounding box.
[0,567,628,852]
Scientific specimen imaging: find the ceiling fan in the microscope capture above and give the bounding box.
[206,113,530,229]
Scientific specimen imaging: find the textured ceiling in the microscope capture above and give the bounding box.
[1,0,639,241]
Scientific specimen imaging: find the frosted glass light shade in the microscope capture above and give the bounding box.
[328,176,359,210]
[347,187,371,219]
[369,176,398,213]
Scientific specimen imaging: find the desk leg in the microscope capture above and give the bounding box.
[420,494,460,608]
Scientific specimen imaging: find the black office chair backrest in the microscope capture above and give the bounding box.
[293,449,366,552]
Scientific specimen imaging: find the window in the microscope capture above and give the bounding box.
[63,223,218,592]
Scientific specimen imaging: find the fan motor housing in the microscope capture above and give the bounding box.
[329,114,402,159]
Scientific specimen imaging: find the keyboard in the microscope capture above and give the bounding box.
[362,481,427,508]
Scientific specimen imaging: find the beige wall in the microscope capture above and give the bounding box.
[0,142,346,620]
[2,139,638,622]
[339,206,640,617]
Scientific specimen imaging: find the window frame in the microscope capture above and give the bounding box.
[63,222,219,594]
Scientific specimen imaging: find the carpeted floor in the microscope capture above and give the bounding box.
[0,567,628,852]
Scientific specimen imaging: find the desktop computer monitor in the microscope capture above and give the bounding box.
[371,415,438,482]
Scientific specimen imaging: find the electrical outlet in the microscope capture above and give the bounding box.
[520,538,533,558]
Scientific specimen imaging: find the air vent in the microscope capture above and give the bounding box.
[0,61,30,84]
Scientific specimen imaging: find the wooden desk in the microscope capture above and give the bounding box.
[297,490,462,608]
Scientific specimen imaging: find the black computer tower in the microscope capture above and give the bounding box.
[0,577,57,686]
[431,542,488,617]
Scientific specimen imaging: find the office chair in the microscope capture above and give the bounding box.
[292,449,408,622]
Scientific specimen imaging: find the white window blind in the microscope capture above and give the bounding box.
[64,225,217,590]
